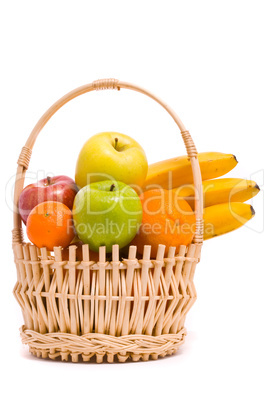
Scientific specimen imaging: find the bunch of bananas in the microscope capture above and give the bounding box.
[142,152,260,240]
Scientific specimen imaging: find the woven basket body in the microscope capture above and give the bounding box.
[12,79,203,362]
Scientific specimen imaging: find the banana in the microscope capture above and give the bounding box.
[203,202,255,240]
[175,178,260,209]
[142,152,238,191]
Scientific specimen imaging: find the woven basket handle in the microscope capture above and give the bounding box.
[12,78,204,245]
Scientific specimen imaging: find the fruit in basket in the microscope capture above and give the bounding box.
[19,175,79,224]
[75,132,148,190]
[176,178,260,209]
[131,188,195,257]
[203,202,255,240]
[142,152,238,191]
[26,201,75,251]
[72,180,143,253]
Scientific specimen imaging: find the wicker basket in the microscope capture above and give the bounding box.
[12,79,204,363]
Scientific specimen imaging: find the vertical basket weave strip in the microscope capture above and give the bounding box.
[12,79,203,362]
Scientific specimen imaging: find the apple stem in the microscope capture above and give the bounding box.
[110,184,115,191]
[114,137,118,150]
[47,176,51,185]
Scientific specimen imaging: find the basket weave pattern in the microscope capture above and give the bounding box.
[12,79,203,362]
[14,242,201,362]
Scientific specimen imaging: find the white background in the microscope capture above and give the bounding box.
[0,1,268,401]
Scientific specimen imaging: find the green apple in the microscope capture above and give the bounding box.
[75,132,148,190]
[72,180,143,253]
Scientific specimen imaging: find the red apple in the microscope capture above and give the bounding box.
[19,175,79,224]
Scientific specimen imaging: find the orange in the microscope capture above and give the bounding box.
[132,189,195,257]
[26,201,75,251]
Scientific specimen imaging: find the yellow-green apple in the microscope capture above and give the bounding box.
[75,132,148,190]
[72,180,142,253]
[19,175,78,224]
